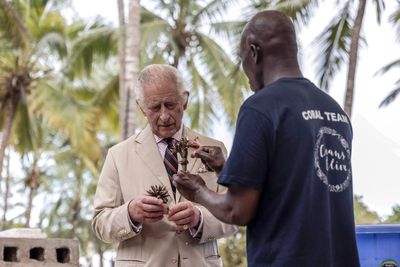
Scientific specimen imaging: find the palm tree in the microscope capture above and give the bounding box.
[140,0,249,130]
[0,0,112,228]
[0,0,35,196]
[70,1,250,133]
[118,0,141,140]
[249,0,385,118]
[311,0,385,117]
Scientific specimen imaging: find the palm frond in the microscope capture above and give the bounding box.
[0,0,32,49]
[29,10,67,39]
[371,0,385,24]
[141,6,167,23]
[34,31,67,59]
[244,0,318,26]
[65,26,117,78]
[375,59,400,75]
[141,19,171,50]
[92,74,119,134]
[12,99,37,153]
[273,0,319,26]
[192,0,239,25]
[209,20,245,45]
[196,33,248,125]
[313,4,352,91]
[379,81,400,107]
[185,59,215,132]
[30,81,101,162]
[389,3,400,40]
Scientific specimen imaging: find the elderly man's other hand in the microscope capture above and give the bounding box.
[173,171,206,202]
[128,194,169,224]
[191,146,225,174]
[167,201,200,231]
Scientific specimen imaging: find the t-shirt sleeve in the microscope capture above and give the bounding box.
[218,107,274,191]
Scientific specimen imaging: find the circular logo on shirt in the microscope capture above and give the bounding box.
[314,127,351,193]
[381,260,398,267]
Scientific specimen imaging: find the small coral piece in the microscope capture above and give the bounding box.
[146,185,169,203]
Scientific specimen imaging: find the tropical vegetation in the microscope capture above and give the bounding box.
[0,0,399,266]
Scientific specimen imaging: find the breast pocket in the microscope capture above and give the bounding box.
[202,241,222,267]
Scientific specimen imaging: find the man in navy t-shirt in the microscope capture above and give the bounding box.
[173,10,360,267]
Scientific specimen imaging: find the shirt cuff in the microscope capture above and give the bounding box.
[127,201,142,233]
[189,206,203,238]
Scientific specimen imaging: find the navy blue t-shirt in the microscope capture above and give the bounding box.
[218,78,360,267]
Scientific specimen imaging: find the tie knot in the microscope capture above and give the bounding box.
[163,137,175,147]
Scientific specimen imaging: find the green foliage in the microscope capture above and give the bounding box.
[0,0,116,258]
[384,205,400,223]
[1,1,399,265]
[354,195,381,224]
[220,227,247,267]
[140,0,249,130]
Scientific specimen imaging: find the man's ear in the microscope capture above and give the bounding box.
[183,91,189,110]
[137,100,146,116]
[250,44,260,64]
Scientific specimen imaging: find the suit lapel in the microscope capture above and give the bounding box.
[135,125,176,202]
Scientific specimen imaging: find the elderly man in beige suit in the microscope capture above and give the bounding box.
[92,64,236,267]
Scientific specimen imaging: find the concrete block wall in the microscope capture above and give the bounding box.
[0,237,79,267]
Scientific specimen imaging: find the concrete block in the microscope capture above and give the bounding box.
[0,237,79,267]
[0,228,47,239]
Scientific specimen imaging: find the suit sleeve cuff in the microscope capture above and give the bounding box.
[189,206,203,238]
[127,200,142,233]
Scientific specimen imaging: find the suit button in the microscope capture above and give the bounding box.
[171,257,178,264]
[117,229,125,237]
[185,242,189,246]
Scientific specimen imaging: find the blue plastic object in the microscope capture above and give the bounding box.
[356,224,400,267]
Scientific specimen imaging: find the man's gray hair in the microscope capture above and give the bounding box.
[136,64,187,107]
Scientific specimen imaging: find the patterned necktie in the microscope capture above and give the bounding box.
[163,138,178,194]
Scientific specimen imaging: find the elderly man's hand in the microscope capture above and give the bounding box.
[168,201,200,231]
[128,194,169,224]
[173,171,206,202]
[192,146,225,174]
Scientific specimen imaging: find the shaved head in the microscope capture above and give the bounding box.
[241,10,297,55]
[240,10,301,91]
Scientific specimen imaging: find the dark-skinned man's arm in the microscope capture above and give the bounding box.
[174,172,260,226]
[173,145,260,226]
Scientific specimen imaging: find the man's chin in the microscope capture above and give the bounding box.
[158,127,177,138]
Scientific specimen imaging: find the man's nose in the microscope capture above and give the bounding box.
[159,106,170,121]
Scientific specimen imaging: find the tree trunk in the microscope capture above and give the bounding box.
[96,243,104,267]
[24,157,40,227]
[118,0,127,139]
[0,102,18,200]
[344,0,366,118]
[1,149,11,230]
[120,0,140,140]
[71,174,82,238]
[24,183,37,227]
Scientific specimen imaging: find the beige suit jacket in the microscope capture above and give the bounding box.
[92,125,236,267]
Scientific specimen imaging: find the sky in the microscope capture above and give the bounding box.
[72,0,400,217]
